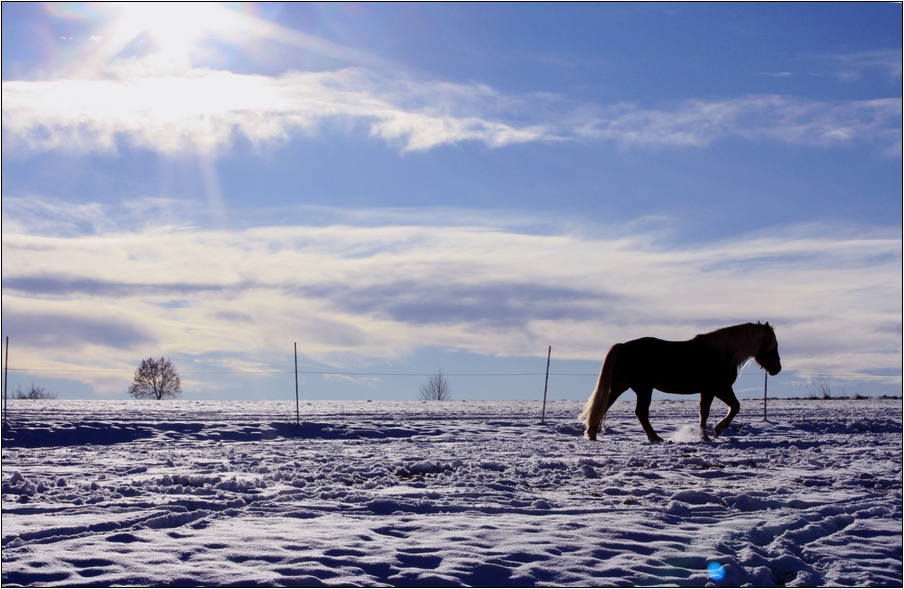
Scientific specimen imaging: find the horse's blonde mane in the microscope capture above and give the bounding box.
[695,322,774,372]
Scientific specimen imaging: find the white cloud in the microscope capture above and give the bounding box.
[0,68,549,155]
[577,95,902,150]
[2,200,900,395]
[2,68,899,156]
[823,49,903,83]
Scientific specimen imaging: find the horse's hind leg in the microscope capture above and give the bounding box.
[634,387,663,443]
[713,388,741,438]
[699,392,714,442]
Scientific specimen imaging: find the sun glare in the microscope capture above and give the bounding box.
[113,3,241,70]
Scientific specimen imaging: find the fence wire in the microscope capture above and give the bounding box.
[2,366,897,380]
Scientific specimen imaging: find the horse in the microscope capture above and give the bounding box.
[578,322,781,442]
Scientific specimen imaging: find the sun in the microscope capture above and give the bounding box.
[112,2,243,71]
[85,3,384,78]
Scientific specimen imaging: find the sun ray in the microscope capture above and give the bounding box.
[63,2,402,79]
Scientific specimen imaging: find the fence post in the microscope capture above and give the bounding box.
[762,371,768,422]
[294,342,300,427]
[3,336,8,424]
[541,346,551,424]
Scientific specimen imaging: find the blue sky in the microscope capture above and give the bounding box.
[2,2,901,402]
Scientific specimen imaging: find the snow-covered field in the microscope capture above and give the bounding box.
[2,397,901,587]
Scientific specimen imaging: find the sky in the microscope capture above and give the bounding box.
[1,2,901,402]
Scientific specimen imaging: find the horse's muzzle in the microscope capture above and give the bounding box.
[757,348,781,376]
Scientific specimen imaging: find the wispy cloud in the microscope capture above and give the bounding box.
[2,68,899,156]
[576,95,901,150]
[822,49,903,82]
[0,68,549,155]
[2,199,900,394]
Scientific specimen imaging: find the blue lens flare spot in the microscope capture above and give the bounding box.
[707,562,726,581]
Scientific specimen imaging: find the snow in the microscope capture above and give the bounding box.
[2,397,901,587]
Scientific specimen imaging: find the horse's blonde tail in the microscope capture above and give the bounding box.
[578,343,622,440]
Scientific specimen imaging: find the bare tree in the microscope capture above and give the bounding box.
[13,383,58,399]
[129,357,182,400]
[419,369,451,401]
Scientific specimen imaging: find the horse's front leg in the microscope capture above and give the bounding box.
[713,387,741,438]
[699,392,714,442]
[634,387,663,443]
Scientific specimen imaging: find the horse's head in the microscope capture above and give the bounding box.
[754,322,782,376]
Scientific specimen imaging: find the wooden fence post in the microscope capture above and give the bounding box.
[3,337,8,424]
[541,346,551,424]
[294,342,300,427]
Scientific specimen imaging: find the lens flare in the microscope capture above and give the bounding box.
[707,562,726,581]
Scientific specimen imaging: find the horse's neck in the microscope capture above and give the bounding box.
[709,324,762,368]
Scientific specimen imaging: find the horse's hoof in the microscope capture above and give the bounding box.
[701,434,712,442]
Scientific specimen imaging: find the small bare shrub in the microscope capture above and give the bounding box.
[13,384,58,400]
[805,376,844,400]
[419,369,451,401]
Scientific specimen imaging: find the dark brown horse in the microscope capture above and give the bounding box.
[579,322,781,442]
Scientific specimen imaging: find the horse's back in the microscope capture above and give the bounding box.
[616,336,729,393]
